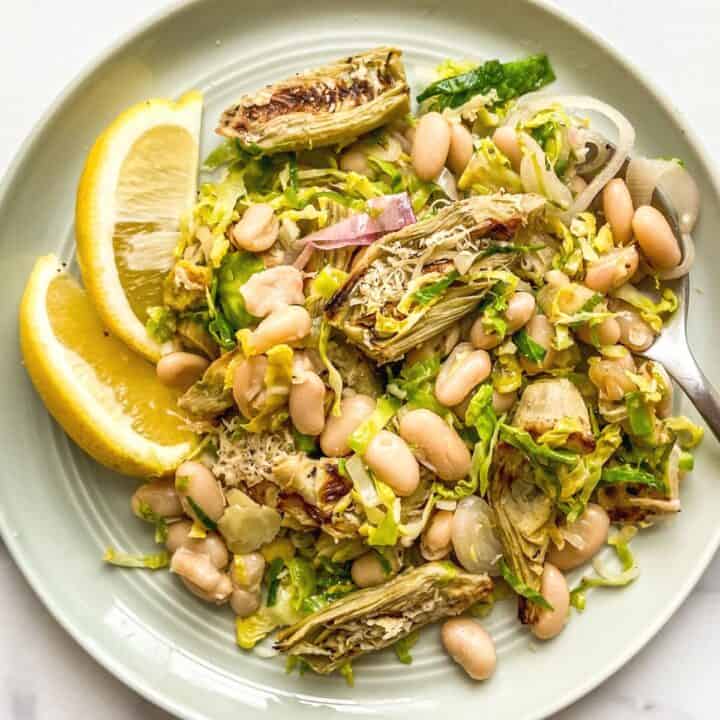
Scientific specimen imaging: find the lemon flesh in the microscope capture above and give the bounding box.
[76,92,203,362]
[20,255,196,477]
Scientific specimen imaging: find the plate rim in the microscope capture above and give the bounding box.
[2,2,719,719]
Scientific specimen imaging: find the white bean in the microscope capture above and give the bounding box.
[230,588,261,617]
[183,532,230,570]
[492,390,517,414]
[435,343,492,406]
[531,563,570,640]
[250,305,312,354]
[421,510,454,561]
[547,504,610,571]
[588,356,637,402]
[165,520,192,554]
[320,394,375,457]
[289,371,326,436]
[584,246,639,293]
[470,293,533,349]
[632,205,682,270]
[447,123,474,176]
[132,478,183,519]
[175,461,225,524]
[492,126,522,170]
[398,409,471,483]
[351,551,394,588]
[232,204,279,252]
[602,178,634,245]
[232,552,266,591]
[441,618,496,680]
[240,265,305,318]
[505,292,536,332]
[233,355,269,418]
[171,547,232,604]
[614,308,655,352]
[339,147,372,176]
[363,430,420,497]
[520,315,555,375]
[544,269,570,288]
[412,112,451,181]
[156,352,209,390]
[575,317,621,347]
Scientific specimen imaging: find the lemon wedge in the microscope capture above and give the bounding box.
[20,255,197,477]
[76,91,203,362]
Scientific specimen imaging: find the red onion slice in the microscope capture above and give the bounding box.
[303,192,416,250]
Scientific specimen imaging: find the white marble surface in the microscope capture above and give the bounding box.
[1,1,719,718]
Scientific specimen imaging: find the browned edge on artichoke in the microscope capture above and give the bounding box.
[274,561,492,673]
[217,47,409,153]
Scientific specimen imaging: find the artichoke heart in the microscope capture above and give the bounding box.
[178,349,237,418]
[217,47,410,153]
[325,193,545,363]
[275,562,492,673]
[489,378,589,624]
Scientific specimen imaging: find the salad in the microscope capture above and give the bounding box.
[26,46,705,683]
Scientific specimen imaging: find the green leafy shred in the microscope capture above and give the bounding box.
[367,481,400,547]
[339,662,355,687]
[499,559,553,610]
[266,557,285,607]
[514,328,547,363]
[348,396,401,455]
[601,464,664,491]
[286,557,317,612]
[308,266,349,302]
[103,547,169,570]
[625,391,654,436]
[570,526,639,611]
[417,54,556,110]
[458,138,523,195]
[186,497,219,531]
[499,424,577,467]
[665,416,704,449]
[292,428,318,454]
[537,417,587,447]
[216,251,264,330]
[145,306,177,343]
[319,320,343,416]
[436,383,499,499]
[411,271,460,305]
[394,630,420,664]
[387,356,446,416]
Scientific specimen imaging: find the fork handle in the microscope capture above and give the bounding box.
[661,344,720,441]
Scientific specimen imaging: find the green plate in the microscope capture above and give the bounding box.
[2,1,720,718]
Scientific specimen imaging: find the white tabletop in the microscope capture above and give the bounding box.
[1,2,718,718]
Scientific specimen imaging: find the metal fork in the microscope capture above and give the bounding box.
[637,188,720,440]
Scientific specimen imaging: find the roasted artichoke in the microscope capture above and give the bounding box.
[325,193,545,363]
[275,562,492,673]
[217,47,410,153]
[178,350,236,418]
[488,378,590,624]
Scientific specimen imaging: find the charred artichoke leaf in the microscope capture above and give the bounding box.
[273,454,351,517]
[217,47,409,153]
[178,350,236,418]
[275,562,492,673]
[325,193,545,363]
